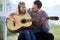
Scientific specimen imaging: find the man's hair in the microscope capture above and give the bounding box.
[34,0,42,8]
[18,2,25,13]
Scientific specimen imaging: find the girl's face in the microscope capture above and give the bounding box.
[20,4,26,13]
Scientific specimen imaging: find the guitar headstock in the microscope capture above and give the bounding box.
[47,16,59,20]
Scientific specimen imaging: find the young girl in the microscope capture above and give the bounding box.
[7,2,36,40]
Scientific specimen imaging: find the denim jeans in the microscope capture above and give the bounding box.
[19,29,36,40]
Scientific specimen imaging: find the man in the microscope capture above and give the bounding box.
[19,0,54,40]
[28,0,54,40]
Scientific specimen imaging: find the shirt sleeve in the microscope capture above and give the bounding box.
[41,11,50,32]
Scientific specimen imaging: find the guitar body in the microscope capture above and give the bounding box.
[6,13,32,33]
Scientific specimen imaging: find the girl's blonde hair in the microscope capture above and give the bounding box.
[15,2,25,15]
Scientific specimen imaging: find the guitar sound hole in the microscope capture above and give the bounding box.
[13,22,15,26]
[21,19,26,24]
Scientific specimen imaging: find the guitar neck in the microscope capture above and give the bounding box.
[26,16,59,22]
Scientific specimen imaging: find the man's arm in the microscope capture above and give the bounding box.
[41,11,50,32]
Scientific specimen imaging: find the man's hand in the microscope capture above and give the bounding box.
[41,18,47,24]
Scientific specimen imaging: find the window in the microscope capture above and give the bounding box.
[0,0,2,11]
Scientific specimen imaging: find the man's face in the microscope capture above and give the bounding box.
[32,4,40,12]
[20,4,26,13]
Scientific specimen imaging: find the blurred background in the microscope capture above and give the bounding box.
[0,0,60,40]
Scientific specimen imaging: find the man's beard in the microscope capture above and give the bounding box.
[33,10,38,13]
[32,9,38,13]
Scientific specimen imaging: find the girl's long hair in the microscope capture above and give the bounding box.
[15,2,25,15]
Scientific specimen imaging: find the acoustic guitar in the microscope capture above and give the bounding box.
[6,13,59,33]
